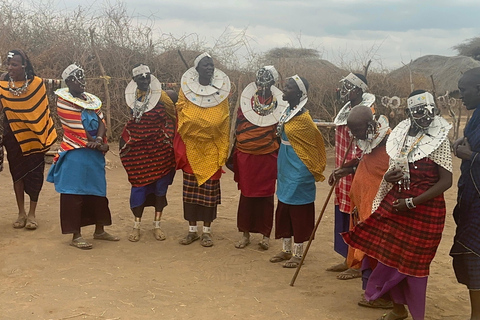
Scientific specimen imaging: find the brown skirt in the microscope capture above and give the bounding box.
[60,194,112,234]
[3,125,45,202]
[237,195,274,237]
[274,201,315,243]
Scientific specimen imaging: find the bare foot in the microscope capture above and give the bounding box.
[153,228,166,241]
[128,228,141,242]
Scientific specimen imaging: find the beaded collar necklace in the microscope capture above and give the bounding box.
[8,75,30,96]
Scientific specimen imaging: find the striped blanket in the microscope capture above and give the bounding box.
[56,95,104,153]
[235,107,278,155]
[0,76,57,155]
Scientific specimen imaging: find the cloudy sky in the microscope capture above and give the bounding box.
[55,0,478,70]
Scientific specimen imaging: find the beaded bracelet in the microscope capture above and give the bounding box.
[405,197,416,210]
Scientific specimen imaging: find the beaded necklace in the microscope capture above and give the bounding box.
[8,75,30,96]
[252,93,277,116]
[276,106,295,137]
[132,87,151,122]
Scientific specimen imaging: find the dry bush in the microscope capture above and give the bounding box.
[260,47,346,122]
[0,0,456,144]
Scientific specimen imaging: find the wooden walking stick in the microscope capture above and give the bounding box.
[290,137,354,286]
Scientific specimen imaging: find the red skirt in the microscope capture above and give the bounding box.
[274,201,315,243]
[233,150,277,197]
[237,194,274,236]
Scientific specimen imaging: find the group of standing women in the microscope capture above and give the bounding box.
[328,71,480,320]
[1,48,478,320]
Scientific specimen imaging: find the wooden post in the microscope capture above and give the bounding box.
[228,75,243,155]
[89,28,112,139]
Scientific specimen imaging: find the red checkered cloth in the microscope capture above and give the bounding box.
[342,158,446,277]
[182,172,221,207]
[334,125,361,213]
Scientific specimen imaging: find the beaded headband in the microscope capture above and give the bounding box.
[194,52,212,68]
[340,72,368,92]
[132,65,151,78]
[290,74,307,101]
[62,64,83,81]
[407,92,435,109]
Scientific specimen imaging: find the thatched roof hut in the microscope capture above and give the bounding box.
[388,55,480,95]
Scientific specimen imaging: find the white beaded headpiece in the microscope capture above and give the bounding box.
[291,74,307,101]
[194,52,212,68]
[407,92,435,109]
[132,65,151,78]
[62,64,83,81]
[340,72,369,92]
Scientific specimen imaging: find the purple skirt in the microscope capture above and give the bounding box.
[365,261,428,320]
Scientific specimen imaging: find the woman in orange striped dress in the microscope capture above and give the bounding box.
[0,49,57,230]
[47,64,119,249]
[233,66,287,250]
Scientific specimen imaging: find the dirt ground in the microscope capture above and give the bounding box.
[0,146,471,320]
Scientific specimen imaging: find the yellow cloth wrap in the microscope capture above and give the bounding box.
[284,111,326,182]
[159,90,176,121]
[0,76,57,155]
[176,89,230,185]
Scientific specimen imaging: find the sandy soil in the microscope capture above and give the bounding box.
[0,147,471,320]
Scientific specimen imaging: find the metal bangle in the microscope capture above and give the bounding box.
[405,197,416,209]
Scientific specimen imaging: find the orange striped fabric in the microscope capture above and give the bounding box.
[235,108,279,155]
[0,76,57,155]
[56,96,104,153]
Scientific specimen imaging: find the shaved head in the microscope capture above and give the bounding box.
[347,105,373,126]
[458,67,480,110]
[462,67,480,83]
[347,106,374,140]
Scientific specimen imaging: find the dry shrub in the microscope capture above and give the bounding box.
[0,1,462,143]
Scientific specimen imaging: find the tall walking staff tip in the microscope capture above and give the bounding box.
[289,137,354,286]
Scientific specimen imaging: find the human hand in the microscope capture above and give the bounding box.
[455,138,473,160]
[384,168,403,183]
[98,143,109,152]
[86,141,98,149]
[333,167,352,180]
[328,171,335,186]
[452,137,464,156]
[392,199,407,212]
